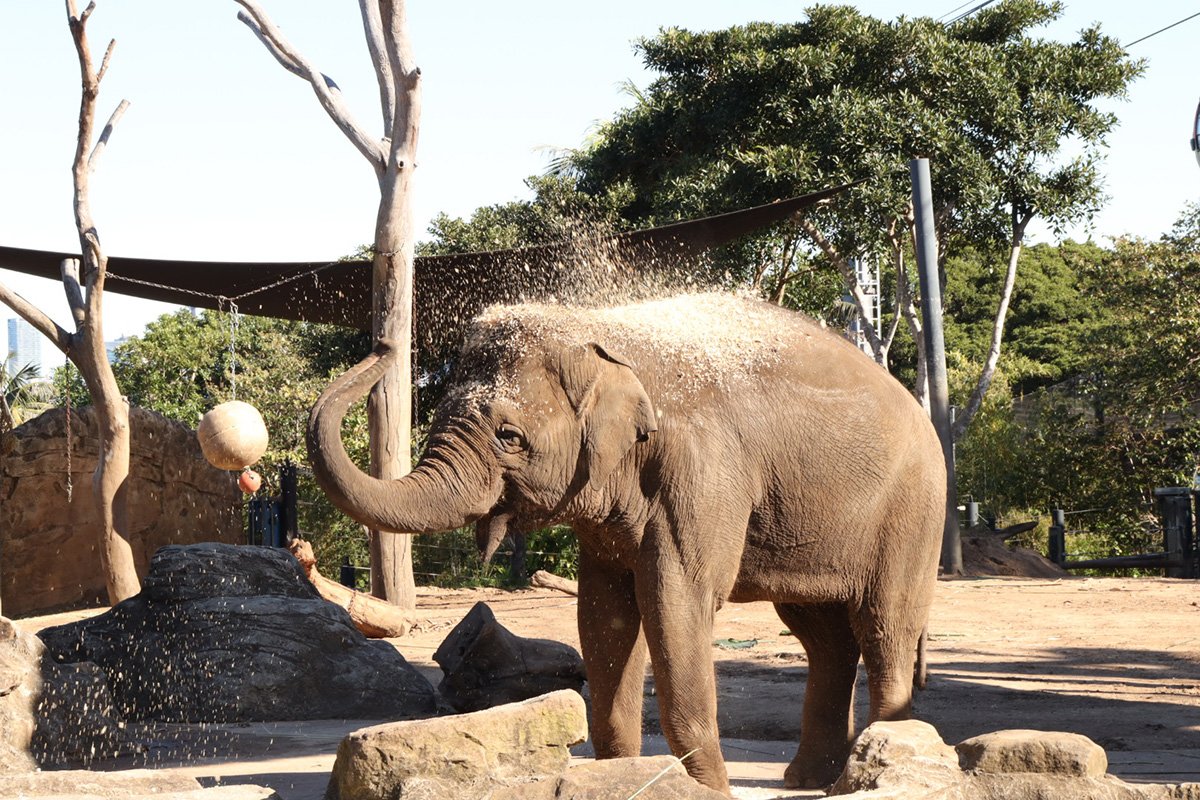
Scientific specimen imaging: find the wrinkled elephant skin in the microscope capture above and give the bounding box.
[307,292,945,793]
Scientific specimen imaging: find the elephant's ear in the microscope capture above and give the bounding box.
[559,343,658,488]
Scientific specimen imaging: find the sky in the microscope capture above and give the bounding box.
[1,1,1198,373]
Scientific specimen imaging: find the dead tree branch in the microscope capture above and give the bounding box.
[357,0,396,134]
[234,0,387,172]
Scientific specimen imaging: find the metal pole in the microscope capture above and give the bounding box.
[910,158,962,574]
[1048,508,1066,565]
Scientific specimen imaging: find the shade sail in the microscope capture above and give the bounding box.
[0,180,857,334]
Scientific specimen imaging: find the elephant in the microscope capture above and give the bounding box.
[307,291,945,793]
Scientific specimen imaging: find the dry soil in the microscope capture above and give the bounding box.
[17,575,1200,799]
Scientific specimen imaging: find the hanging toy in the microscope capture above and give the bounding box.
[198,400,269,471]
[238,467,263,494]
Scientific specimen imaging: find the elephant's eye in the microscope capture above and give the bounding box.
[495,424,527,452]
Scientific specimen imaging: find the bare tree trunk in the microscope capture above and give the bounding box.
[66,2,139,603]
[78,352,138,601]
[236,0,422,610]
[951,212,1031,441]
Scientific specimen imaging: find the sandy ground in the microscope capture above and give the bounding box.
[17,575,1200,799]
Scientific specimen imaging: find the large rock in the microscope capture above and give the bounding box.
[0,617,39,772]
[545,756,730,800]
[38,543,436,722]
[830,720,960,796]
[1,615,130,768]
[33,657,130,765]
[325,689,588,800]
[0,406,242,615]
[0,770,279,800]
[957,729,1109,777]
[829,721,1200,800]
[434,601,586,712]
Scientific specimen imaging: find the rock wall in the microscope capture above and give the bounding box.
[1,406,242,616]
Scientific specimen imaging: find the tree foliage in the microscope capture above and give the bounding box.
[564,0,1142,429]
[956,207,1200,560]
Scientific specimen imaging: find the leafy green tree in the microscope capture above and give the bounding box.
[566,1,1141,439]
[0,361,43,435]
[956,210,1200,561]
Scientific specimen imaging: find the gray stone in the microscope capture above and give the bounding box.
[325,689,588,800]
[1,406,242,616]
[831,719,960,795]
[38,543,436,722]
[434,601,586,713]
[957,729,1109,777]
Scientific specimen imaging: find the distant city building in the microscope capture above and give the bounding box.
[6,317,41,378]
[105,336,130,362]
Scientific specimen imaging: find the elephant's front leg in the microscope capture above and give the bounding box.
[636,560,730,794]
[578,550,647,758]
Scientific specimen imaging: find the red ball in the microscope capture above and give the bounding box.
[238,469,263,494]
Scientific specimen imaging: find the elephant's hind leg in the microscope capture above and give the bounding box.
[852,594,929,724]
[775,602,860,790]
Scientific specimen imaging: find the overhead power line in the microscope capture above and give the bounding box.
[1125,10,1200,48]
[946,0,998,25]
[937,1,977,22]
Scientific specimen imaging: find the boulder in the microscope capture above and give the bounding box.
[434,601,586,712]
[0,616,39,772]
[0,406,242,616]
[828,722,1200,800]
[957,729,1108,777]
[33,657,130,765]
[546,756,730,800]
[38,543,436,722]
[325,689,588,800]
[831,719,960,795]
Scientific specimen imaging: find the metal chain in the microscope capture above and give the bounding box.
[64,356,73,503]
[219,298,241,401]
[106,258,344,306]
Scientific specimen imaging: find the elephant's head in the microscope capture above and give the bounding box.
[306,316,658,554]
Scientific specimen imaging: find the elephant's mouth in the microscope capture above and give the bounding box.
[474,499,547,563]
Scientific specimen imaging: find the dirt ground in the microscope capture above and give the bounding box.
[18,574,1200,799]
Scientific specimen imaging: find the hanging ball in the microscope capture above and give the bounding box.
[238,468,263,494]
[198,400,269,471]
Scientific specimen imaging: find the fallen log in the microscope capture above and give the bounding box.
[288,539,413,638]
[530,570,578,596]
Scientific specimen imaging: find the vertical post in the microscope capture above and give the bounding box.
[1048,508,1066,565]
[340,556,356,589]
[279,462,299,545]
[911,158,961,574]
[1155,487,1192,578]
[967,501,980,529]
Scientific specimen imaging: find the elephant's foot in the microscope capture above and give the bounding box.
[783,749,847,790]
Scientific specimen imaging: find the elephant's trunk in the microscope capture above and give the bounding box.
[307,340,500,534]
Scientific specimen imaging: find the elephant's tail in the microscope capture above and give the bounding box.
[913,628,929,690]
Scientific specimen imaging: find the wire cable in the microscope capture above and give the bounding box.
[937,0,977,22]
[947,0,998,25]
[1125,10,1200,47]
